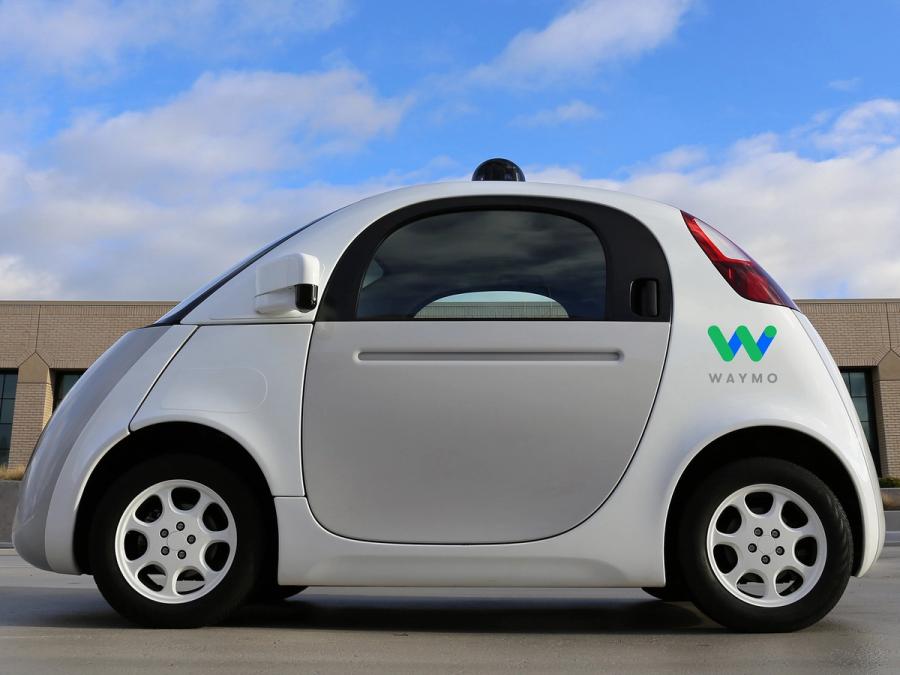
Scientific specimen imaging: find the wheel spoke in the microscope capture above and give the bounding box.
[209,525,237,548]
[154,485,177,515]
[792,524,821,540]
[128,513,155,533]
[191,494,213,518]
[123,552,151,578]
[712,527,738,548]
[760,569,780,600]
[194,550,213,576]
[769,491,788,520]
[167,566,186,597]
[723,563,747,589]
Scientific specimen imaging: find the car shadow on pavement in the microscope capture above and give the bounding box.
[0,587,711,633]
[230,593,712,634]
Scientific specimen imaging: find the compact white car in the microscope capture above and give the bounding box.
[14,159,885,631]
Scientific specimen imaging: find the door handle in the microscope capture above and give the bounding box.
[630,278,659,318]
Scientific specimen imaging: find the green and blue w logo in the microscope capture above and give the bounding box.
[708,325,777,362]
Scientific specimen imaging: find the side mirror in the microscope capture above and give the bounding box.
[255,253,321,315]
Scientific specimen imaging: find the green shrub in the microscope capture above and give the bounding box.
[880,476,900,488]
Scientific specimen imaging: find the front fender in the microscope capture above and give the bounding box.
[14,325,195,573]
[130,323,312,499]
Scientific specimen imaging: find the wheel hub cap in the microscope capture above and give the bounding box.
[706,483,827,608]
[114,479,237,604]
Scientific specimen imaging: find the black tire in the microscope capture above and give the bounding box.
[677,458,852,632]
[642,585,690,602]
[90,454,264,628]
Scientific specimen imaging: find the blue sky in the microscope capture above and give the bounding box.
[1,0,899,300]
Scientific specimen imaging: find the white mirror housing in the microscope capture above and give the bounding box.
[254,253,321,315]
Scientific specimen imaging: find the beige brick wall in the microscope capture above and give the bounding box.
[0,301,175,467]
[798,299,900,477]
[796,300,891,366]
[0,304,41,370]
[879,380,900,477]
[8,382,53,468]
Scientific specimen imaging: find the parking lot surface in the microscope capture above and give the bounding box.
[1,547,898,674]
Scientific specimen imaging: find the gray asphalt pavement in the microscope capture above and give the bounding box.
[1,548,898,674]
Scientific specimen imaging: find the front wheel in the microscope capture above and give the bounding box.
[90,454,264,628]
[677,458,852,632]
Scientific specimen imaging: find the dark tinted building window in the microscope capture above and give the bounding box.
[357,210,606,320]
[54,371,86,410]
[0,371,17,466]
[840,369,880,474]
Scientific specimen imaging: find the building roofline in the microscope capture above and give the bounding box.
[0,300,177,306]
[794,298,900,304]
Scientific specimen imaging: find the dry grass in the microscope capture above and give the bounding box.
[0,465,25,481]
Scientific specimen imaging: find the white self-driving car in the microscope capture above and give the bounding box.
[14,159,884,631]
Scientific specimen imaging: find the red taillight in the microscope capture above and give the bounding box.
[682,211,797,309]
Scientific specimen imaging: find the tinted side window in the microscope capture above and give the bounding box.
[356,210,606,320]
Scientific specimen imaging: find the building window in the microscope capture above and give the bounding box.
[0,371,17,466]
[840,369,880,474]
[54,371,85,410]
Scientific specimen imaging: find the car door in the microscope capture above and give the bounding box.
[302,196,671,544]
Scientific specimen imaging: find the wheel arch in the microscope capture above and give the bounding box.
[664,425,864,580]
[73,422,278,576]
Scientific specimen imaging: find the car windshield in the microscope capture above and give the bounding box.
[154,211,334,325]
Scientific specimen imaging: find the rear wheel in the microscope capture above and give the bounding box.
[90,454,264,628]
[677,458,852,632]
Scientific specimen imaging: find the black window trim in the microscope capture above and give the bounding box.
[318,195,672,323]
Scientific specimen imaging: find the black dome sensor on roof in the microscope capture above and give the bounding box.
[472,158,525,182]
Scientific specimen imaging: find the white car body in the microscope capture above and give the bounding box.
[14,180,885,609]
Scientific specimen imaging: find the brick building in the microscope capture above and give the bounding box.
[0,301,175,468]
[0,299,898,477]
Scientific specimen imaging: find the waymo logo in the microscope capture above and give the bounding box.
[708,325,777,362]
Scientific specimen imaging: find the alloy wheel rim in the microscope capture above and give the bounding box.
[705,483,827,608]
[114,479,237,604]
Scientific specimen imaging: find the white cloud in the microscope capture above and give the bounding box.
[639,145,708,171]
[52,68,410,196]
[0,159,400,300]
[0,0,351,77]
[469,0,695,88]
[513,100,601,127]
[2,97,900,302]
[0,255,61,299]
[0,66,409,300]
[813,98,900,151]
[527,99,900,299]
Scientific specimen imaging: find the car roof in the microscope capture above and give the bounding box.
[343,180,680,222]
